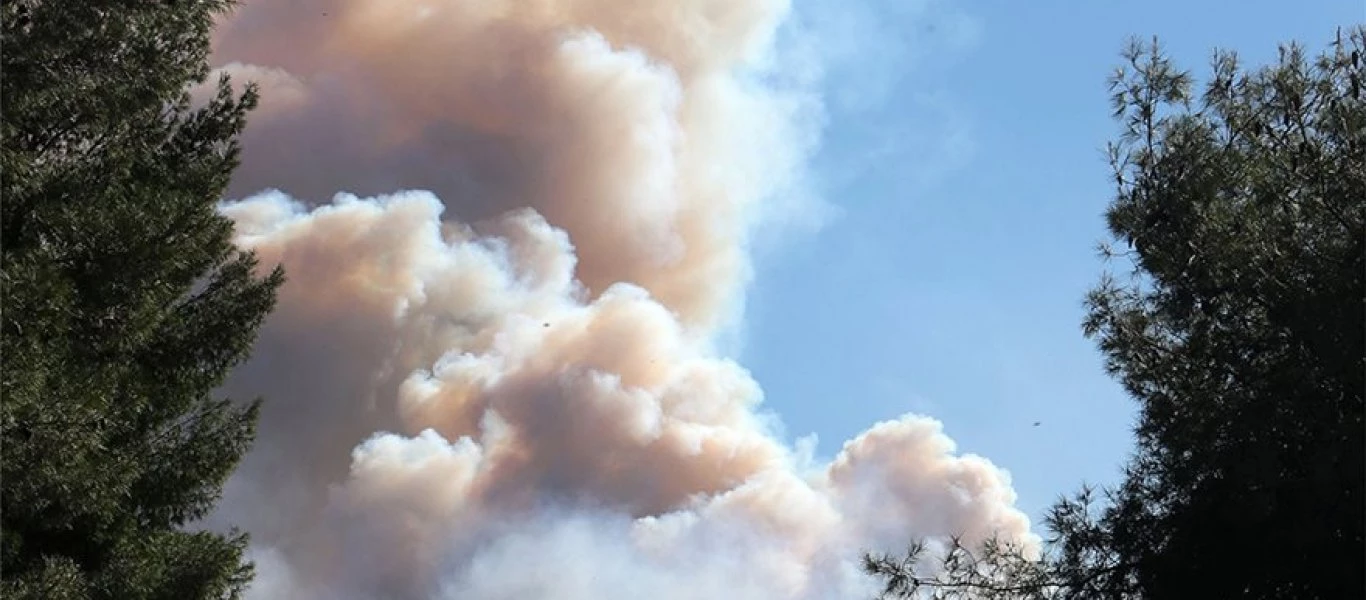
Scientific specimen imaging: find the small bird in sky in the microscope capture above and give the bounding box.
[1033,421,1042,427]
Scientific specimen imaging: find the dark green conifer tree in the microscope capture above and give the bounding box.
[866,26,1365,600]
[2,2,283,597]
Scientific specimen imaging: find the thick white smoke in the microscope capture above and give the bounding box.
[206,1,1036,598]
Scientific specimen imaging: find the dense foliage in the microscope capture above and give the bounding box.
[867,27,1365,600]
[1,1,281,597]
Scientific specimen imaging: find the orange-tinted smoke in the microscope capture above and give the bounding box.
[205,1,1036,598]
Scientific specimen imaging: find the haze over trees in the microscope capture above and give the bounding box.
[866,27,1366,599]
[1,1,282,598]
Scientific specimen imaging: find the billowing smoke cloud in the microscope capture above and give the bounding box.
[205,1,1035,598]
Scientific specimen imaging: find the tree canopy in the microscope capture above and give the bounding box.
[867,26,1365,600]
[1,1,282,597]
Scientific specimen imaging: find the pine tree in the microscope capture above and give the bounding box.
[866,26,1365,600]
[1,1,283,598]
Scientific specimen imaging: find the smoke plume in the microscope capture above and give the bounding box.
[206,1,1035,598]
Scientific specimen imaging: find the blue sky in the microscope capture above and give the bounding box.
[745,0,1363,522]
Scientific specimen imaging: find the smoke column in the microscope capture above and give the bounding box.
[205,1,1036,598]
